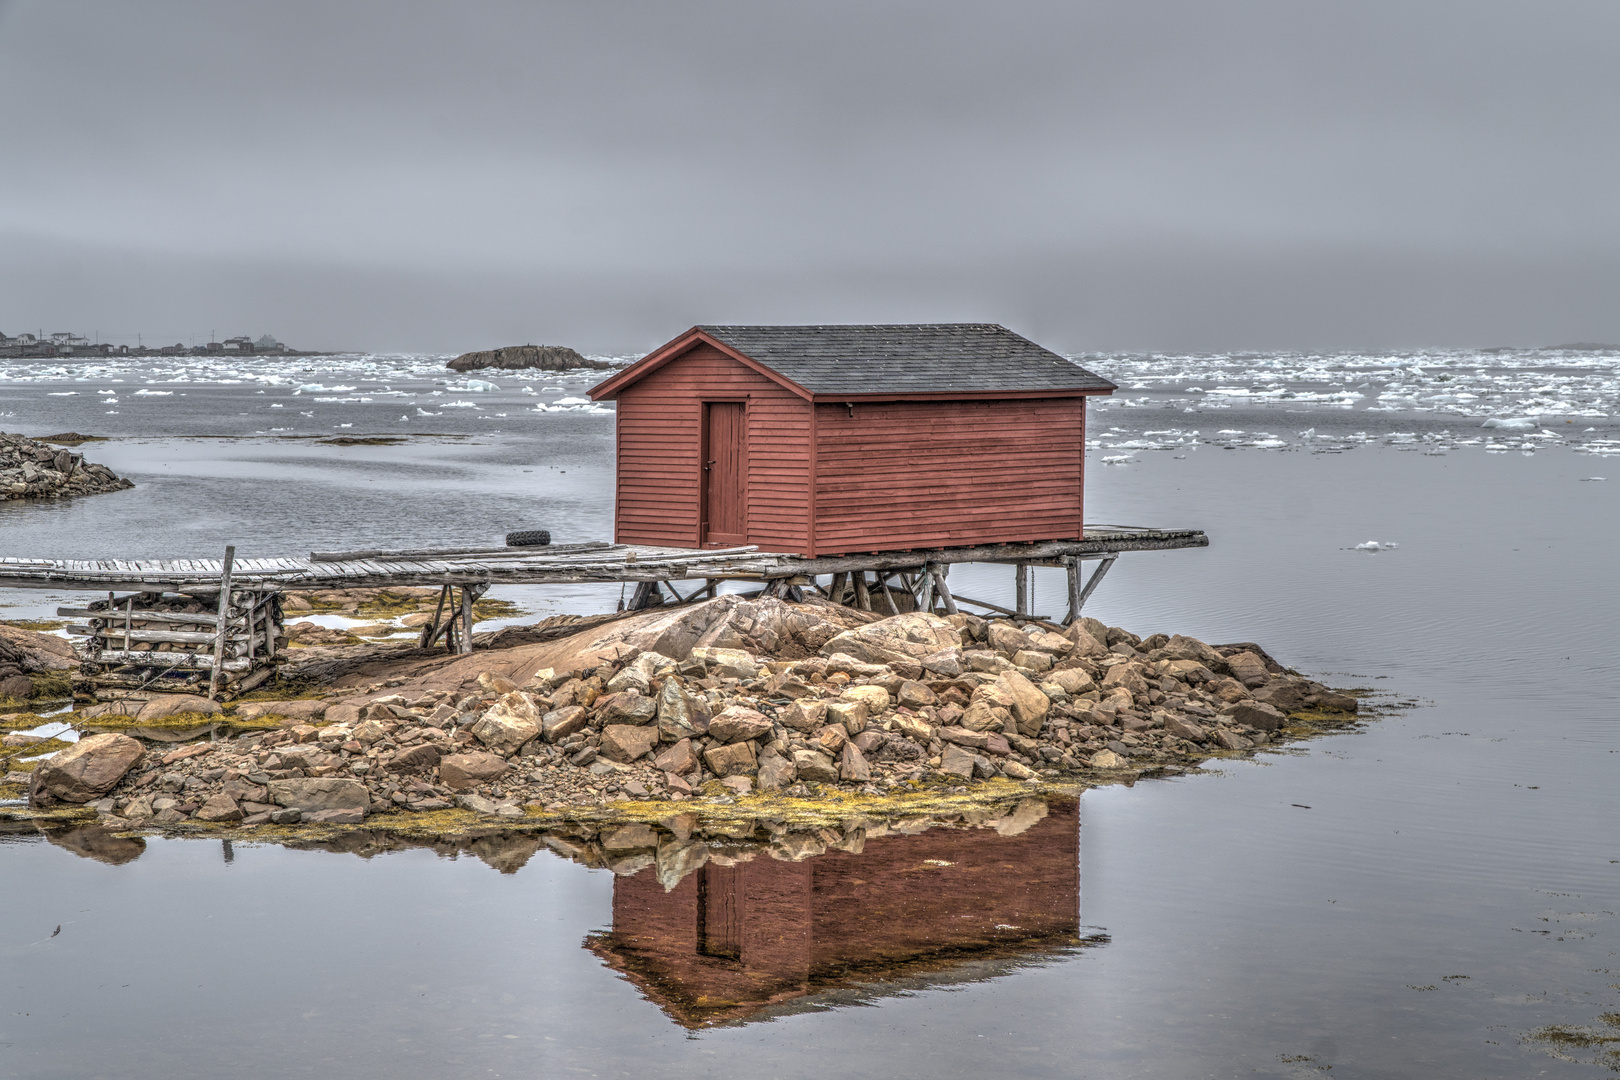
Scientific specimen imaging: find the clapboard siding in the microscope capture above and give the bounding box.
[811,399,1085,554]
[613,343,811,548]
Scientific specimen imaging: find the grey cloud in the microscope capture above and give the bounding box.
[2,0,1618,351]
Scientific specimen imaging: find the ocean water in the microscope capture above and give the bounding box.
[1,349,1618,1078]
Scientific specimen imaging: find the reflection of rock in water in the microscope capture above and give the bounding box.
[42,824,146,865]
[468,833,543,874]
[587,798,1094,1027]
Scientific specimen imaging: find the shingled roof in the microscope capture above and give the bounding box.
[591,323,1116,399]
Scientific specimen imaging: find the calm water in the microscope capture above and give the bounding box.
[2,351,1619,1077]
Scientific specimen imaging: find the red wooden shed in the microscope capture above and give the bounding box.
[588,324,1116,558]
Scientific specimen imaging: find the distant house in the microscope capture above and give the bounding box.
[588,324,1116,557]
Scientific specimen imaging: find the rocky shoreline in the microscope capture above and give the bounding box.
[3,594,1368,834]
[1,431,133,501]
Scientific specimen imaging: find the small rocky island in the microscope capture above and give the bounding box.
[1,432,132,502]
[4,594,1367,833]
[446,344,613,373]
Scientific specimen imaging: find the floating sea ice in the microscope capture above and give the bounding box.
[553,396,592,406]
[441,401,480,409]
[293,384,325,393]
[1581,477,1607,481]
[521,386,537,395]
[269,403,283,408]
[1354,540,1398,551]
[1298,428,1316,439]
[46,392,76,396]
[299,411,314,418]
[1481,417,1536,430]
[416,408,442,417]
[133,389,173,396]
[337,423,352,428]
[1100,455,1134,464]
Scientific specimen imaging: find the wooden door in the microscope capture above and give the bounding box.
[702,401,746,546]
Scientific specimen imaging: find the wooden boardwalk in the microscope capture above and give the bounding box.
[0,528,1205,593]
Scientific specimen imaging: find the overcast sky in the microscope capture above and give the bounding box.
[2,0,1618,354]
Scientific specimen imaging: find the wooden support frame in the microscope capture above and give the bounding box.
[1062,554,1117,625]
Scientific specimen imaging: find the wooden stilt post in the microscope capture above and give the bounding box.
[829,571,848,605]
[421,584,451,647]
[458,584,484,655]
[853,572,871,611]
[1064,556,1083,625]
[917,568,935,613]
[207,545,236,700]
[1074,554,1118,616]
[877,573,901,615]
[1014,562,1030,618]
[929,563,958,615]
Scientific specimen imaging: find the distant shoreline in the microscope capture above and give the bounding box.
[0,348,350,361]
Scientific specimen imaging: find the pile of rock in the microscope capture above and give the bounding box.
[0,432,133,501]
[36,603,1361,828]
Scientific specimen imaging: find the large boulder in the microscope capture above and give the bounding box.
[600,724,659,763]
[1224,701,1287,731]
[707,706,772,744]
[267,777,370,813]
[790,748,838,783]
[0,623,78,673]
[1250,678,1315,713]
[1064,624,1109,658]
[195,792,244,822]
[135,694,223,723]
[235,699,327,722]
[437,751,510,790]
[757,752,796,790]
[541,705,588,742]
[595,691,656,726]
[470,692,542,753]
[1224,651,1271,687]
[819,612,962,668]
[28,732,144,805]
[654,738,700,775]
[1158,634,1226,669]
[977,670,1050,737]
[655,680,710,742]
[703,740,758,777]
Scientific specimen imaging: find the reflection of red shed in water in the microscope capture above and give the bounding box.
[586,799,1082,1027]
[588,325,1116,556]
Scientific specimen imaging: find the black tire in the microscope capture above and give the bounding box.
[505,529,551,548]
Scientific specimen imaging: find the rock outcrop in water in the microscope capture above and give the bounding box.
[445,344,612,373]
[0,624,78,702]
[1,432,133,501]
[16,595,1364,828]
